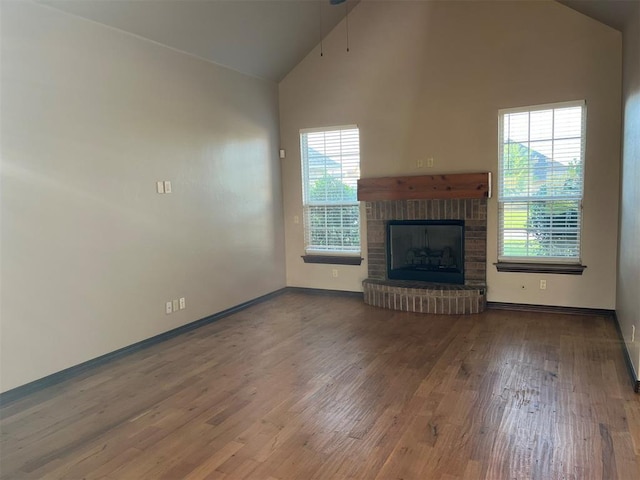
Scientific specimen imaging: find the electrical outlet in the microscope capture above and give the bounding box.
[165,301,173,314]
[294,215,300,224]
[179,297,186,310]
[417,158,425,168]
[427,157,434,168]
[156,181,165,194]
[332,269,338,278]
[540,279,547,290]
[164,180,172,194]
[172,299,179,312]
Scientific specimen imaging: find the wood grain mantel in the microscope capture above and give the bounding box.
[357,172,490,201]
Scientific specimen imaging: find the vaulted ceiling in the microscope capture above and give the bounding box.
[40,0,634,83]
[558,0,637,31]
[40,0,352,82]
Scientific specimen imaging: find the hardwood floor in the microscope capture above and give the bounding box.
[1,291,639,479]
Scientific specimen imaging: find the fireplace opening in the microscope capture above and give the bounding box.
[387,220,464,284]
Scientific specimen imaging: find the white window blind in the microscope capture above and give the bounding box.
[498,100,586,262]
[300,126,360,254]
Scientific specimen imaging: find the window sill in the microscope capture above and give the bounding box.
[495,262,586,275]
[302,255,363,266]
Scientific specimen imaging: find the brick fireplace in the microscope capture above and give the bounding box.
[358,174,489,314]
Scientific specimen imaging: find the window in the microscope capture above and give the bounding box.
[498,100,586,266]
[300,126,360,258]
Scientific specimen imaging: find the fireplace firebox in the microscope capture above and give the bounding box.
[387,220,464,284]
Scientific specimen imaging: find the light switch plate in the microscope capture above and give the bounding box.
[164,181,172,194]
[156,181,165,194]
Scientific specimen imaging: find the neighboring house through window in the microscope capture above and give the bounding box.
[300,126,361,259]
[498,101,586,267]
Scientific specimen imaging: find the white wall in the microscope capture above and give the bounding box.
[0,1,285,392]
[617,3,640,377]
[279,1,622,308]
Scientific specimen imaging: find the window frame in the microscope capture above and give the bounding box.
[299,125,362,263]
[497,100,587,271]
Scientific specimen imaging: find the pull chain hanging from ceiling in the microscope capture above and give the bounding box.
[345,1,349,52]
[321,0,350,56]
[319,1,324,57]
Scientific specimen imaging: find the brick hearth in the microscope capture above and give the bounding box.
[363,279,486,314]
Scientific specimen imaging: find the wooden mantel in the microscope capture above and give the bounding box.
[357,172,491,201]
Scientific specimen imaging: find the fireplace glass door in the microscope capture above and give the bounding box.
[387,220,464,284]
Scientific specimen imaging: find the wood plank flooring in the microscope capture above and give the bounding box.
[1,291,639,479]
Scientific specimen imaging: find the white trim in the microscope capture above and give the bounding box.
[498,99,585,116]
[488,171,492,198]
[497,256,582,264]
[500,195,582,202]
[306,201,360,207]
[299,124,358,134]
[305,248,361,256]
